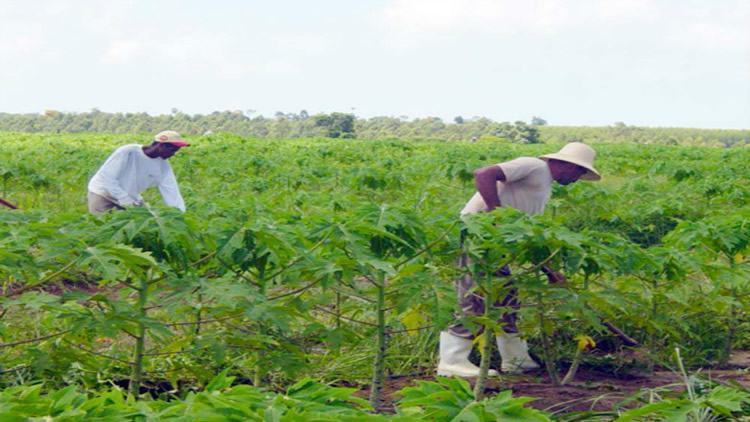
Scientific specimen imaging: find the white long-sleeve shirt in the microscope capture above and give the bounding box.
[88,144,186,211]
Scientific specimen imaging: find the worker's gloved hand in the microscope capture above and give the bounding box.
[542,265,566,284]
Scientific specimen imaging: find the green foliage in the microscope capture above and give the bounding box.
[2,133,750,419]
[0,375,380,421]
[616,383,750,421]
[396,377,551,421]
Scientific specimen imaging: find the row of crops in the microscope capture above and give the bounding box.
[1,133,749,420]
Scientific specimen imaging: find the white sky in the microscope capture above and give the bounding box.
[0,0,748,128]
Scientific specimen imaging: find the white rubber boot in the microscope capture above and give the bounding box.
[497,333,540,374]
[436,331,498,378]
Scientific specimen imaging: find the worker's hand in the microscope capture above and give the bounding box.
[542,265,566,284]
[121,197,144,207]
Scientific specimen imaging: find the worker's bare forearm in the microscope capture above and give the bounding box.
[474,165,505,211]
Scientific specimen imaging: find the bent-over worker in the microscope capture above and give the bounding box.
[437,142,601,377]
[87,130,189,215]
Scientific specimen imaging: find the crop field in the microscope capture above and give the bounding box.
[1,132,750,420]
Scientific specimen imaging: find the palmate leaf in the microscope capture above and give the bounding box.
[358,257,396,276]
[348,203,426,258]
[704,385,750,415]
[479,390,550,422]
[79,243,158,282]
[0,240,36,277]
[397,378,551,421]
[286,378,371,411]
[216,220,298,273]
[396,377,474,420]
[95,206,199,267]
[614,399,698,421]
[2,291,60,310]
[65,303,139,337]
[206,369,236,392]
[199,274,259,308]
[398,304,428,335]
[216,226,249,263]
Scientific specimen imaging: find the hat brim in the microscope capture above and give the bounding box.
[162,140,190,147]
[540,154,601,181]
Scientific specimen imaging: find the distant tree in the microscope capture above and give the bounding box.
[1,111,747,145]
[454,116,464,124]
[531,116,547,126]
[490,121,540,144]
[313,112,356,138]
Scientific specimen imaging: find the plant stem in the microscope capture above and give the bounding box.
[537,290,560,386]
[129,277,149,397]
[561,348,582,385]
[195,293,203,336]
[254,263,267,387]
[0,329,71,348]
[675,347,694,401]
[724,286,737,366]
[583,273,589,291]
[369,271,387,410]
[253,361,263,387]
[336,291,341,329]
[474,271,496,401]
[648,279,658,374]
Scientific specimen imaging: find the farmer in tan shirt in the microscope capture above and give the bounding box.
[437,142,601,377]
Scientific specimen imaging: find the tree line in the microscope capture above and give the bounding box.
[0,110,748,146]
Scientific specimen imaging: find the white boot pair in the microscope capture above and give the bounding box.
[436,331,540,378]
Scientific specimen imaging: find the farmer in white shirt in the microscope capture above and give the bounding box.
[437,142,601,377]
[87,130,189,215]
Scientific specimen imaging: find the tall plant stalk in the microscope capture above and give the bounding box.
[723,285,738,366]
[195,292,203,336]
[561,348,582,385]
[129,276,149,397]
[648,278,658,374]
[537,287,560,386]
[369,271,387,409]
[473,272,496,400]
[254,263,267,387]
[335,291,342,329]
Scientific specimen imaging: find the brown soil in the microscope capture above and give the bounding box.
[356,364,750,415]
[2,277,102,297]
[729,350,750,367]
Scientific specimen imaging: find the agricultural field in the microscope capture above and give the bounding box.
[1,132,750,420]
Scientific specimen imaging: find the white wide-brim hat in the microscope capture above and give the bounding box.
[540,142,601,181]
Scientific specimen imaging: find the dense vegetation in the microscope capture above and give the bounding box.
[1,110,749,146]
[1,132,750,420]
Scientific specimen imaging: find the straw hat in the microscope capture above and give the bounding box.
[540,142,600,181]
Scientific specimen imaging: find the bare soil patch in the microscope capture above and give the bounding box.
[355,360,750,415]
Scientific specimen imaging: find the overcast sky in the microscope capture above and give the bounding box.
[1,0,748,128]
